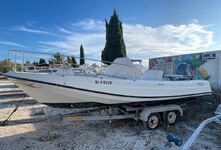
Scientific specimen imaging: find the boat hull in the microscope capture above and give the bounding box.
[5,72,212,104]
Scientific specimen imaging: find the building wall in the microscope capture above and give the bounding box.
[149,51,221,89]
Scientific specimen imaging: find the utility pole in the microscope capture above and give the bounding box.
[22,53,24,72]
[14,50,17,72]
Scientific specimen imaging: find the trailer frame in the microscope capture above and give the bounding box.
[0,104,183,129]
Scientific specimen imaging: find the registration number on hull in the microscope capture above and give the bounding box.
[95,80,112,85]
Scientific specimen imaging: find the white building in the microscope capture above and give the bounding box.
[149,50,221,89]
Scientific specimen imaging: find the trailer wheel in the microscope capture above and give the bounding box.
[147,113,161,129]
[167,111,177,124]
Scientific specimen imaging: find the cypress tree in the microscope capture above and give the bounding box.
[101,9,127,64]
[80,44,85,65]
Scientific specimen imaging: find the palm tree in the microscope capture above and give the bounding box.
[52,52,64,64]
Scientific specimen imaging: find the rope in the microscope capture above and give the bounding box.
[1,96,25,126]
[10,115,57,124]
[1,106,106,126]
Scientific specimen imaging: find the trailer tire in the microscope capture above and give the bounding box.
[167,111,177,124]
[147,113,161,129]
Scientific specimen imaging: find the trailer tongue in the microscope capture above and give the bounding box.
[0,104,183,130]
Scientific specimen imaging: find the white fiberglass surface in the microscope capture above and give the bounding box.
[6,71,211,97]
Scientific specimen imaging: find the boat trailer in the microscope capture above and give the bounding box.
[0,104,183,130]
[2,103,220,149]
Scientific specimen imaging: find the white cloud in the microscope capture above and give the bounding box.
[15,26,53,35]
[0,41,24,47]
[39,33,105,57]
[56,26,73,34]
[123,23,213,57]
[39,19,214,61]
[26,21,33,26]
[72,19,104,31]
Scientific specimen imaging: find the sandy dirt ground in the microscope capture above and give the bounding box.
[0,79,220,150]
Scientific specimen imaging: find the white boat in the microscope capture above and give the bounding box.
[4,58,212,105]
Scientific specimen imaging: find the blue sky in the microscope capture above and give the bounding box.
[0,0,221,64]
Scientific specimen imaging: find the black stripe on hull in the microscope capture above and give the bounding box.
[4,74,212,99]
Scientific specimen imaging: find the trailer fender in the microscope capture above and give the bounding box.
[140,104,183,122]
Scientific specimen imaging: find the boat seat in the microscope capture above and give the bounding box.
[140,70,163,80]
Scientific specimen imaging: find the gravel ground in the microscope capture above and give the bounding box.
[0,79,220,150]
